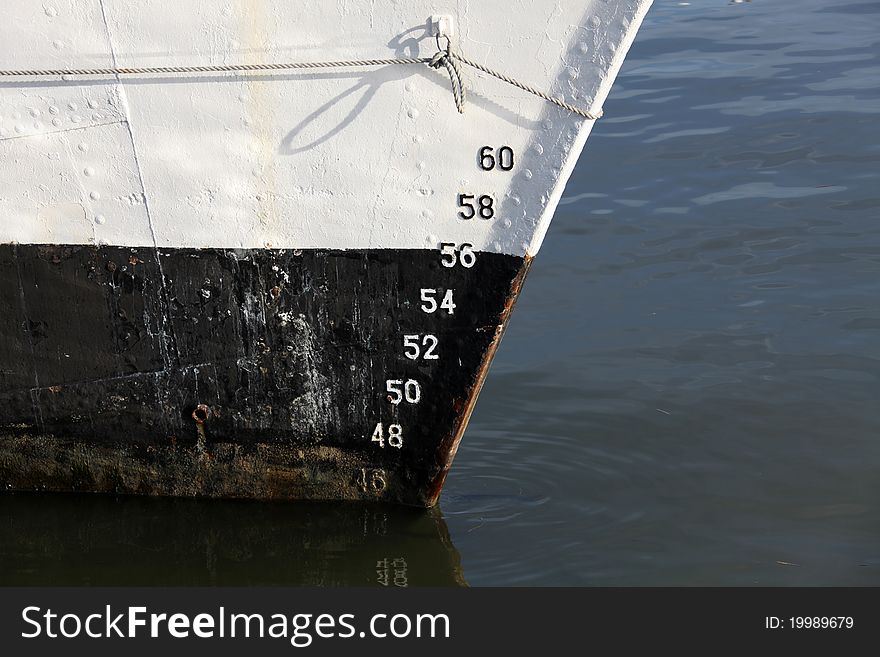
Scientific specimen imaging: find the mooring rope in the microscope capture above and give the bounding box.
[0,58,431,77]
[429,49,466,114]
[0,44,601,120]
[449,51,601,120]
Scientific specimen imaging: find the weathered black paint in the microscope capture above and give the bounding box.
[0,244,528,506]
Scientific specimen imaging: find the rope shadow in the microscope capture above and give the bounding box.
[276,22,539,153]
[277,23,428,155]
[1,21,542,154]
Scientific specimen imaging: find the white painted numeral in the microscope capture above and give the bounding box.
[371,423,385,447]
[420,288,456,315]
[388,424,403,448]
[420,288,438,313]
[439,244,456,268]
[403,334,439,360]
[403,335,419,359]
[357,467,389,492]
[459,244,476,268]
[386,379,421,404]
[440,289,456,314]
[422,335,439,359]
[439,243,476,268]
[371,423,403,449]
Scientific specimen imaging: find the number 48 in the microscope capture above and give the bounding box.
[372,423,403,448]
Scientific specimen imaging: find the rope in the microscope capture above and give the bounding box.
[0,58,429,77]
[0,46,601,120]
[428,50,465,114]
[450,51,602,120]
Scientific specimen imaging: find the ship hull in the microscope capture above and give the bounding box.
[0,0,653,505]
[0,243,528,506]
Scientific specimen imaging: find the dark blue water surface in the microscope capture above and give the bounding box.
[443,0,880,585]
[3,0,878,586]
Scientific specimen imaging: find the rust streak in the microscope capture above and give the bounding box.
[424,254,534,506]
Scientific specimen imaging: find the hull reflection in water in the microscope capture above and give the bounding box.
[0,494,465,586]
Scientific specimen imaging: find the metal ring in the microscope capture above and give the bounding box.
[192,404,211,424]
[435,34,451,53]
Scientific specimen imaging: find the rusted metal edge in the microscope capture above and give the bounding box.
[424,254,534,506]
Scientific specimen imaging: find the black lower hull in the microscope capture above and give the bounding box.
[0,244,529,506]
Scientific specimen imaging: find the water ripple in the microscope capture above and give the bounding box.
[443,0,880,585]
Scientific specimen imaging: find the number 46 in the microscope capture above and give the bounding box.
[420,288,456,314]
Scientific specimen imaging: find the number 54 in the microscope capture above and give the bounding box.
[420,288,456,314]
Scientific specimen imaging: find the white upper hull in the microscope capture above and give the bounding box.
[0,0,651,257]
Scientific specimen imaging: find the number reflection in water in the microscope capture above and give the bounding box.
[0,494,465,586]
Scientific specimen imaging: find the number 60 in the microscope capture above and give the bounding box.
[479,146,515,171]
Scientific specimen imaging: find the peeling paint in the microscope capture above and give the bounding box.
[1,243,526,506]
